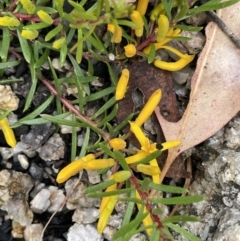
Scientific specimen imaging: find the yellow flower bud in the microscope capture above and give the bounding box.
[150,3,165,21]
[56,154,95,183]
[20,0,35,14]
[107,23,122,43]
[83,158,115,170]
[111,170,131,182]
[135,89,162,127]
[21,29,39,40]
[124,44,137,58]
[37,10,53,25]
[125,151,147,164]
[157,15,169,43]
[109,138,126,150]
[137,164,161,175]
[160,140,181,151]
[136,0,149,15]
[52,37,66,49]
[150,158,160,183]
[99,183,117,213]
[97,195,118,234]
[115,68,129,101]
[130,10,144,37]
[0,118,16,148]
[0,16,20,27]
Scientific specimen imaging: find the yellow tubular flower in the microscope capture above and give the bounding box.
[37,10,53,24]
[157,15,169,43]
[161,140,181,151]
[135,89,162,127]
[98,194,118,234]
[56,154,95,183]
[20,0,35,14]
[124,44,137,58]
[149,158,160,183]
[0,118,16,148]
[129,122,147,147]
[21,30,39,40]
[83,158,115,170]
[109,138,126,150]
[99,183,117,213]
[154,55,194,71]
[125,151,147,164]
[52,37,66,49]
[130,10,144,37]
[115,68,130,101]
[0,16,20,27]
[137,164,161,175]
[136,191,153,235]
[107,23,122,43]
[136,0,149,15]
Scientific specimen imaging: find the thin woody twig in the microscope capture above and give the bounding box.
[207,10,240,48]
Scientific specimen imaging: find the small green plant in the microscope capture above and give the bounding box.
[0,0,238,240]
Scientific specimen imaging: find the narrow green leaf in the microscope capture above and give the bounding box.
[149,227,160,241]
[99,143,115,158]
[148,182,189,194]
[92,96,116,119]
[0,79,23,84]
[112,207,148,240]
[87,187,134,198]
[12,95,55,128]
[166,223,203,241]
[105,62,118,86]
[118,197,145,205]
[162,215,200,223]
[60,43,68,66]
[17,118,50,125]
[45,24,63,41]
[23,22,50,30]
[113,150,131,171]
[68,53,84,77]
[150,195,204,205]
[0,27,10,60]
[71,114,77,161]
[147,44,156,64]
[41,114,83,127]
[140,177,151,191]
[174,1,189,22]
[0,60,20,69]
[84,179,116,193]
[117,19,138,29]
[113,113,134,134]
[79,127,90,157]
[174,24,203,32]
[122,190,136,226]
[17,28,31,63]
[76,28,83,63]
[132,150,162,165]
[97,103,118,127]
[24,58,37,111]
[34,48,50,68]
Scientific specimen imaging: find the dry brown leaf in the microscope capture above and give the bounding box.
[117,61,190,178]
[155,3,240,182]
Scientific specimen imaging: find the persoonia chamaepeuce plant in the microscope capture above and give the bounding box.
[0,0,239,240]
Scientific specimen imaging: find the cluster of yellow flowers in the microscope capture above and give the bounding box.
[107,0,194,71]
[55,67,180,235]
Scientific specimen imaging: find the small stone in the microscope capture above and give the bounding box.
[72,207,99,224]
[67,223,103,241]
[185,12,208,26]
[47,186,65,213]
[0,147,14,160]
[108,213,123,229]
[86,170,101,184]
[172,66,194,85]
[18,154,29,169]
[65,179,99,210]
[0,85,19,111]
[60,114,81,134]
[30,188,51,213]
[130,233,148,241]
[102,226,117,240]
[181,30,206,54]
[38,133,65,161]
[30,183,46,199]
[24,223,43,241]
[108,53,115,61]
[12,221,25,239]
[29,162,43,179]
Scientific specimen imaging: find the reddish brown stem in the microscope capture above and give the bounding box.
[41,77,110,142]
[130,175,164,229]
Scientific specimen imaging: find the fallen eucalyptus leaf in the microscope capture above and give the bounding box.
[155,2,240,182]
